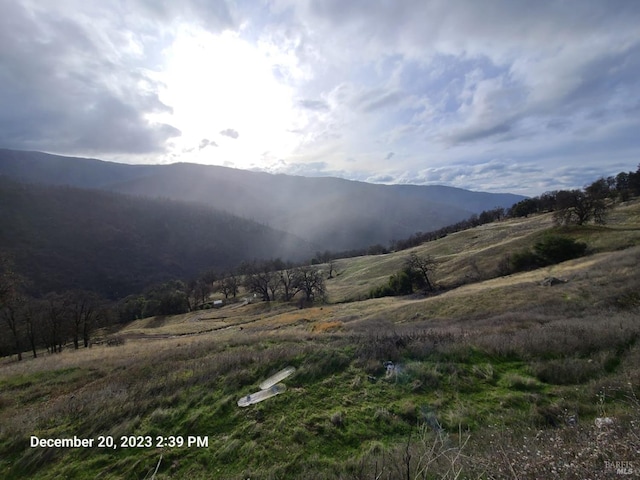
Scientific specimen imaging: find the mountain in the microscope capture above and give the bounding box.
[0,149,526,250]
[0,177,313,298]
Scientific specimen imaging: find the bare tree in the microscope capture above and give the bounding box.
[242,262,280,301]
[0,256,27,360]
[405,253,436,292]
[279,268,302,301]
[193,278,213,305]
[1,293,25,361]
[294,266,326,303]
[67,290,99,349]
[217,272,240,299]
[45,293,70,353]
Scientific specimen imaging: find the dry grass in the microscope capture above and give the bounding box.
[325,199,640,303]
[2,199,640,479]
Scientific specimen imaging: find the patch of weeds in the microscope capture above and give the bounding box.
[295,349,352,383]
[402,361,441,391]
[534,358,603,385]
[503,373,543,391]
[441,402,475,430]
[471,363,498,384]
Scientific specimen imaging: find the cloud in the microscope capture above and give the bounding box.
[0,1,183,155]
[366,174,394,183]
[199,138,218,149]
[352,89,404,113]
[1,0,639,195]
[298,99,330,111]
[219,128,240,139]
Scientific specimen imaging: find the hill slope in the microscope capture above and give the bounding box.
[1,201,639,479]
[0,178,313,298]
[0,149,526,250]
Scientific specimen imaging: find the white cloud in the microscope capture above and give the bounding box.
[2,0,640,194]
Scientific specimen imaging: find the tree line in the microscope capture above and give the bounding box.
[116,259,327,323]
[0,256,108,359]
[315,164,640,258]
[508,167,640,224]
[2,255,328,359]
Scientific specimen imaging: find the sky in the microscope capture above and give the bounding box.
[1,0,639,196]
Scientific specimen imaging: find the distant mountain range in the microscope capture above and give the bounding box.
[0,149,526,251]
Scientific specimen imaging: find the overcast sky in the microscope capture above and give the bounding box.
[1,0,639,195]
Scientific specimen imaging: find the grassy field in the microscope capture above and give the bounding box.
[1,200,640,479]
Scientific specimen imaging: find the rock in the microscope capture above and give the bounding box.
[595,417,614,428]
[540,277,567,287]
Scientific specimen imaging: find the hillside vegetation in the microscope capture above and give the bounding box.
[0,149,524,250]
[0,178,313,298]
[1,200,639,479]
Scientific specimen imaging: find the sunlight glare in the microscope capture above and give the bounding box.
[153,26,303,168]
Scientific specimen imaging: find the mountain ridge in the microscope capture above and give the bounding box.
[0,148,526,250]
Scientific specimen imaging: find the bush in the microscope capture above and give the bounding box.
[510,250,544,271]
[510,235,587,273]
[369,267,419,298]
[534,235,587,264]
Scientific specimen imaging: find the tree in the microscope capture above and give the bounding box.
[553,189,606,226]
[143,281,190,316]
[118,295,146,323]
[629,164,640,196]
[615,172,631,201]
[279,268,302,301]
[538,191,558,212]
[23,299,42,358]
[67,290,100,349]
[388,269,415,295]
[227,274,240,298]
[1,293,25,361]
[405,253,436,292]
[44,292,70,353]
[585,177,613,201]
[242,261,279,301]
[0,256,27,360]
[508,198,539,218]
[479,207,505,224]
[293,266,326,303]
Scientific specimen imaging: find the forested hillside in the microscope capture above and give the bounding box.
[0,178,313,298]
[0,149,525,250]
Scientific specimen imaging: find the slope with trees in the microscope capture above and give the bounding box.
[0,148,525,251]
[0,177,314,299]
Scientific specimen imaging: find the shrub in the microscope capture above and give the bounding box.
[534,235,587,264]
[510,250,544,271]
[510,235,587,272]
[369,265,425,298]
